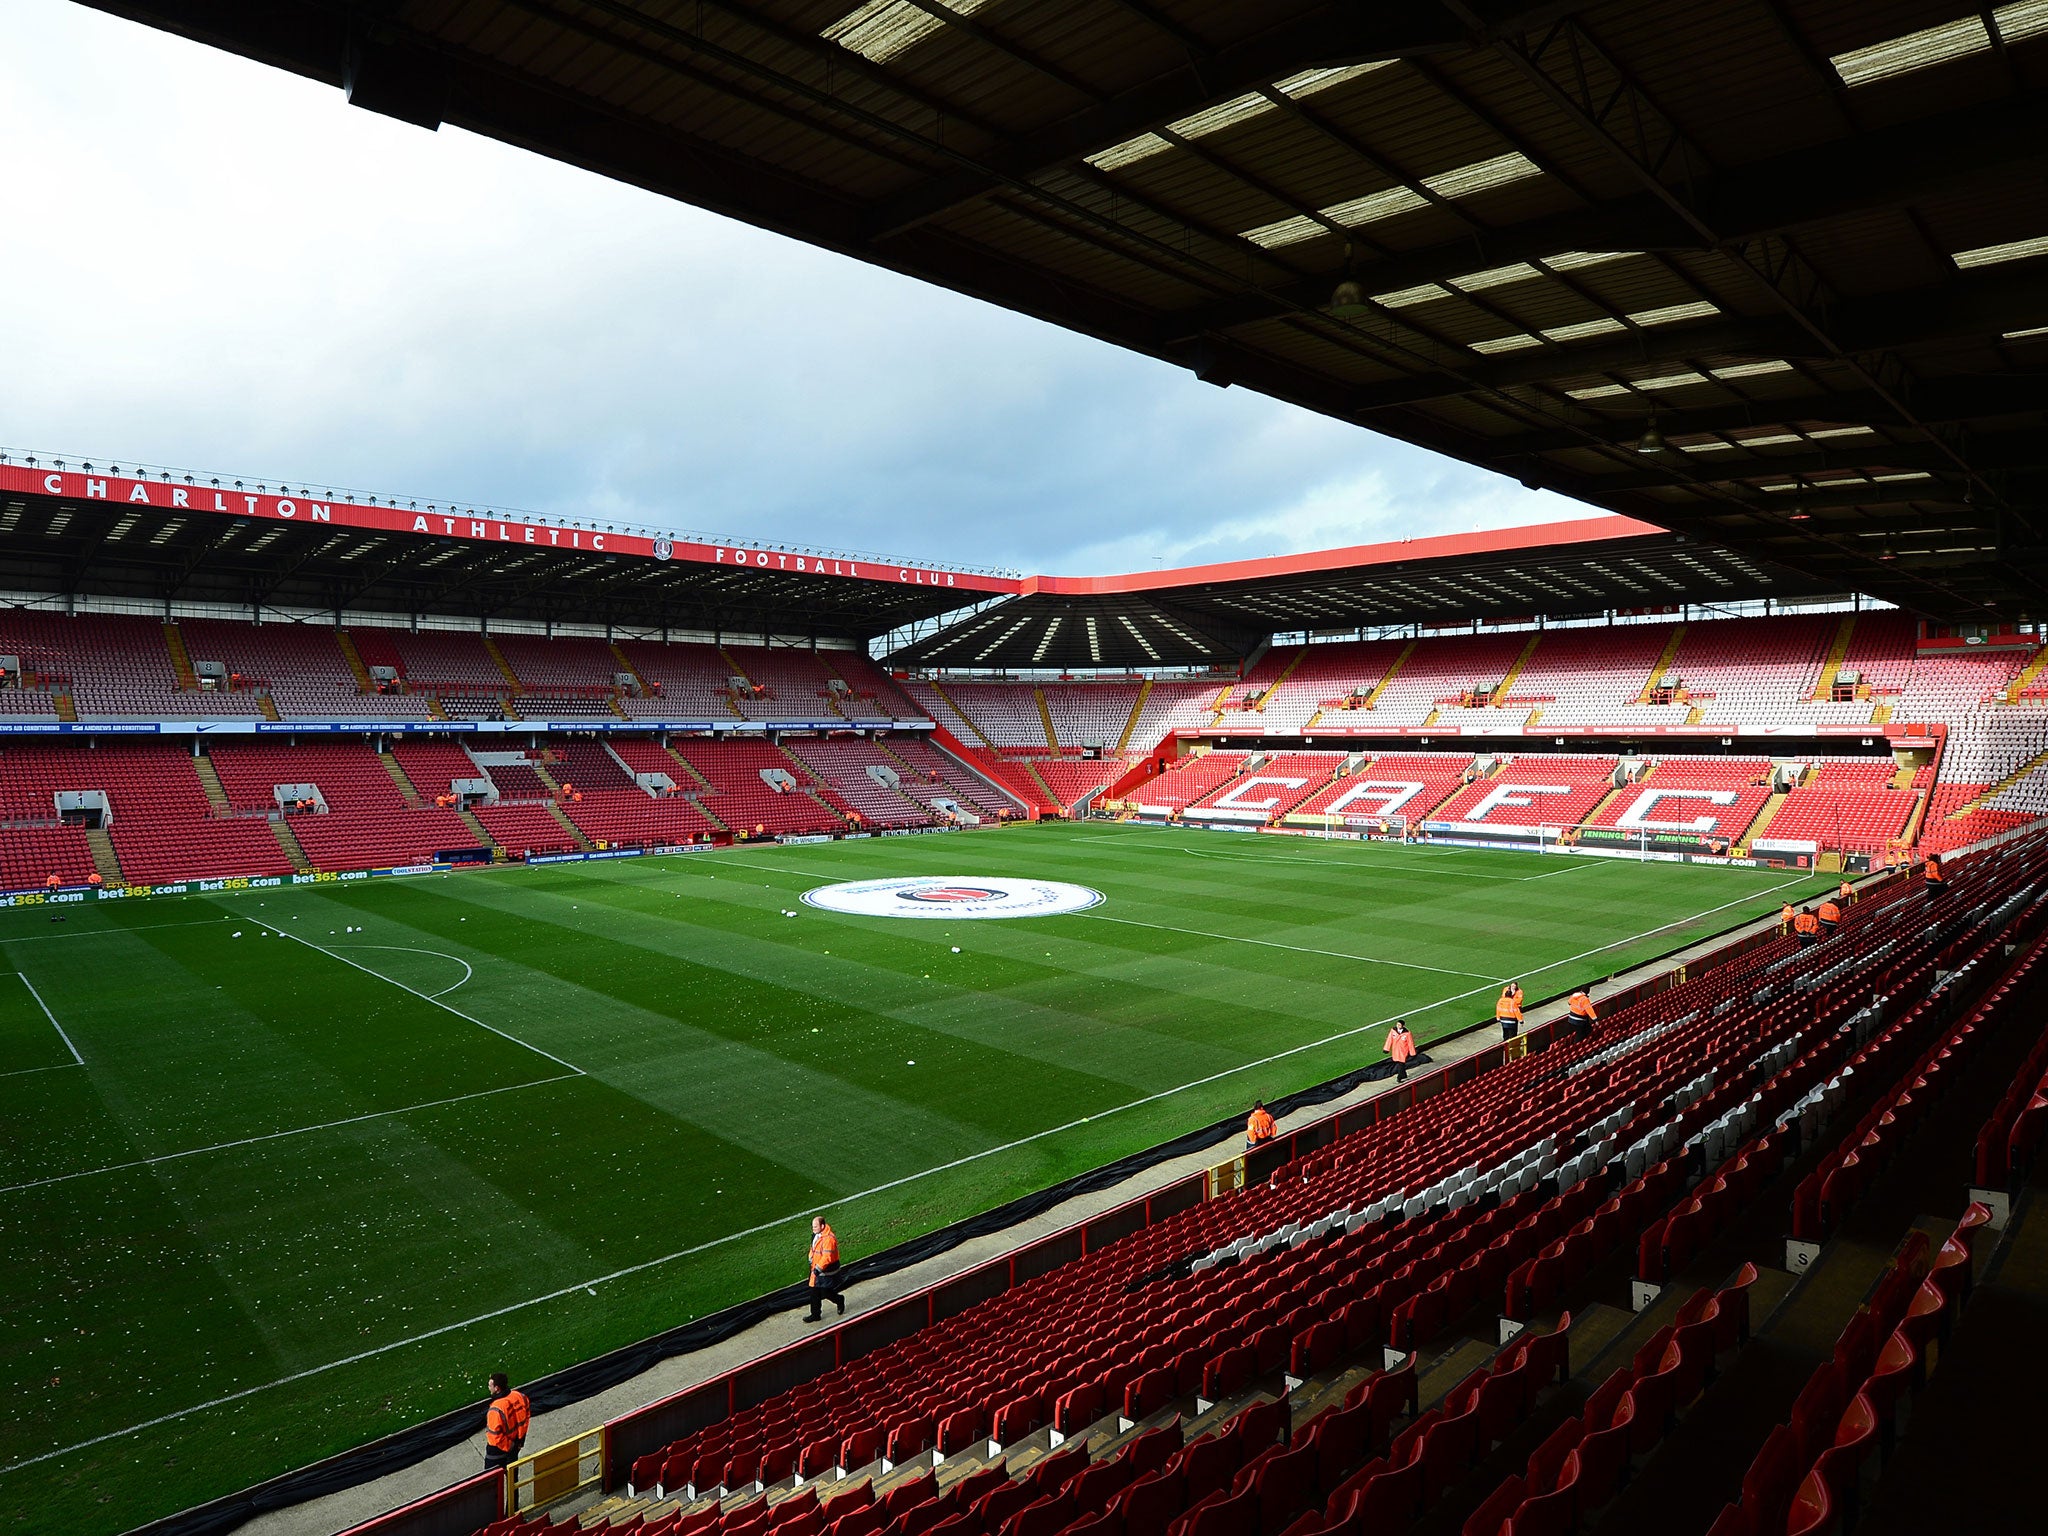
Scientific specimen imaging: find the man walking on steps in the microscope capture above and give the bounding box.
[1794,906,1821,946]
[805,1216,844,1322]
[1385,1020,1416,1082]
[1817,895,1843,935]
[483,1372,530,1473]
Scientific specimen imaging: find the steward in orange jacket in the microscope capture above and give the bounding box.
[805,1217,844,1322]
[1817,899,1842,932]
[1385,1020,1417,1082]
[1567,989,1598,1041]
[1779,902,1796,936]
[1495,982,1524,1040]
[1924,855,1946,894]
[483,1373,530,1470]
[1245,1102,1277,1149]
[1794,908,1821,945]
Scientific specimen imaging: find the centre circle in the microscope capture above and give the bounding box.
[800,876,1105,920]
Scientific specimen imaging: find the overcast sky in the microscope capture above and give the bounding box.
[2,2,1584,577]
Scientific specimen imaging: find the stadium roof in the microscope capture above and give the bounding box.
[80,0,2048,626]
[0,459,1008,640]
[0,457,1837,667]
[891,515,1835,668]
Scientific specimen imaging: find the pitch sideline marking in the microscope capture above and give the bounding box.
[0,1073,579,1197]
[14,972,83,1067]
[248,920,586,1075]
[1085,914,1499,981]
[335,944,475,998]
[0,871,1816,1479]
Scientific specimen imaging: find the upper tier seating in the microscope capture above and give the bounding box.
[1254,640,1410,731]
[1040,685,1139,750]
[898,681,986,743]
[723,647,845,723]
[1366,634,1533,727]
[383,629,511,691]
[1122,681,1226,751]
[492,633,624,691]
[178,618,404,720]
[616,641,748,718]
[830,655,927,721]
[0,610,265,719]
[0,688,59,718]
[925,684,1054,748]
[1502,624,1680,728]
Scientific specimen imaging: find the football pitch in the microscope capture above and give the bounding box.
[0,823,1832,1532]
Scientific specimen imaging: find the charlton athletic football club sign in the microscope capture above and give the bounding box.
[801,876,1104,919]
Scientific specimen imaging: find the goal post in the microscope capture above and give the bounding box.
[1304,811,1408,841]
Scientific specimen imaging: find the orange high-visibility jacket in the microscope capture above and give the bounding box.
[1925,857,1944,884]
[1246,1108,1276,1144]
[1495,986,1523,1021]
[809,1225,839,1283]
[1385,1028,1416,1062]
[485,1389,531,1453]
[1794,911,1821,936]
[1818,901,1842,925]
[1839,881,1853,901]
[1568,992,1597,1021]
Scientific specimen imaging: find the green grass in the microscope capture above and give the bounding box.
[0,824,1830,1532]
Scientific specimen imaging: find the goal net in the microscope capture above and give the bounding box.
[1304,812,1409,841]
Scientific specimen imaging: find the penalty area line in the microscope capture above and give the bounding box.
[0,871,1816,1480]
[247,920,585,1075]
[16,972,83,1066]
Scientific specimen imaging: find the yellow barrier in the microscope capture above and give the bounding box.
[1205,1156,1245,1199]
[508,1426,605,1513]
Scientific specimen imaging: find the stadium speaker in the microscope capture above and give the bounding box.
[343,18,449,131]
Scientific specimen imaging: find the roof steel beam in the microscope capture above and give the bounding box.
[861,0,1604,240]
[1346,264,2048,409]
[1480,376,2048,457]
[1161,87,2048,341]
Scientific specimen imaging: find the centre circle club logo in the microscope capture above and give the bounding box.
[801,876,1104,920]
